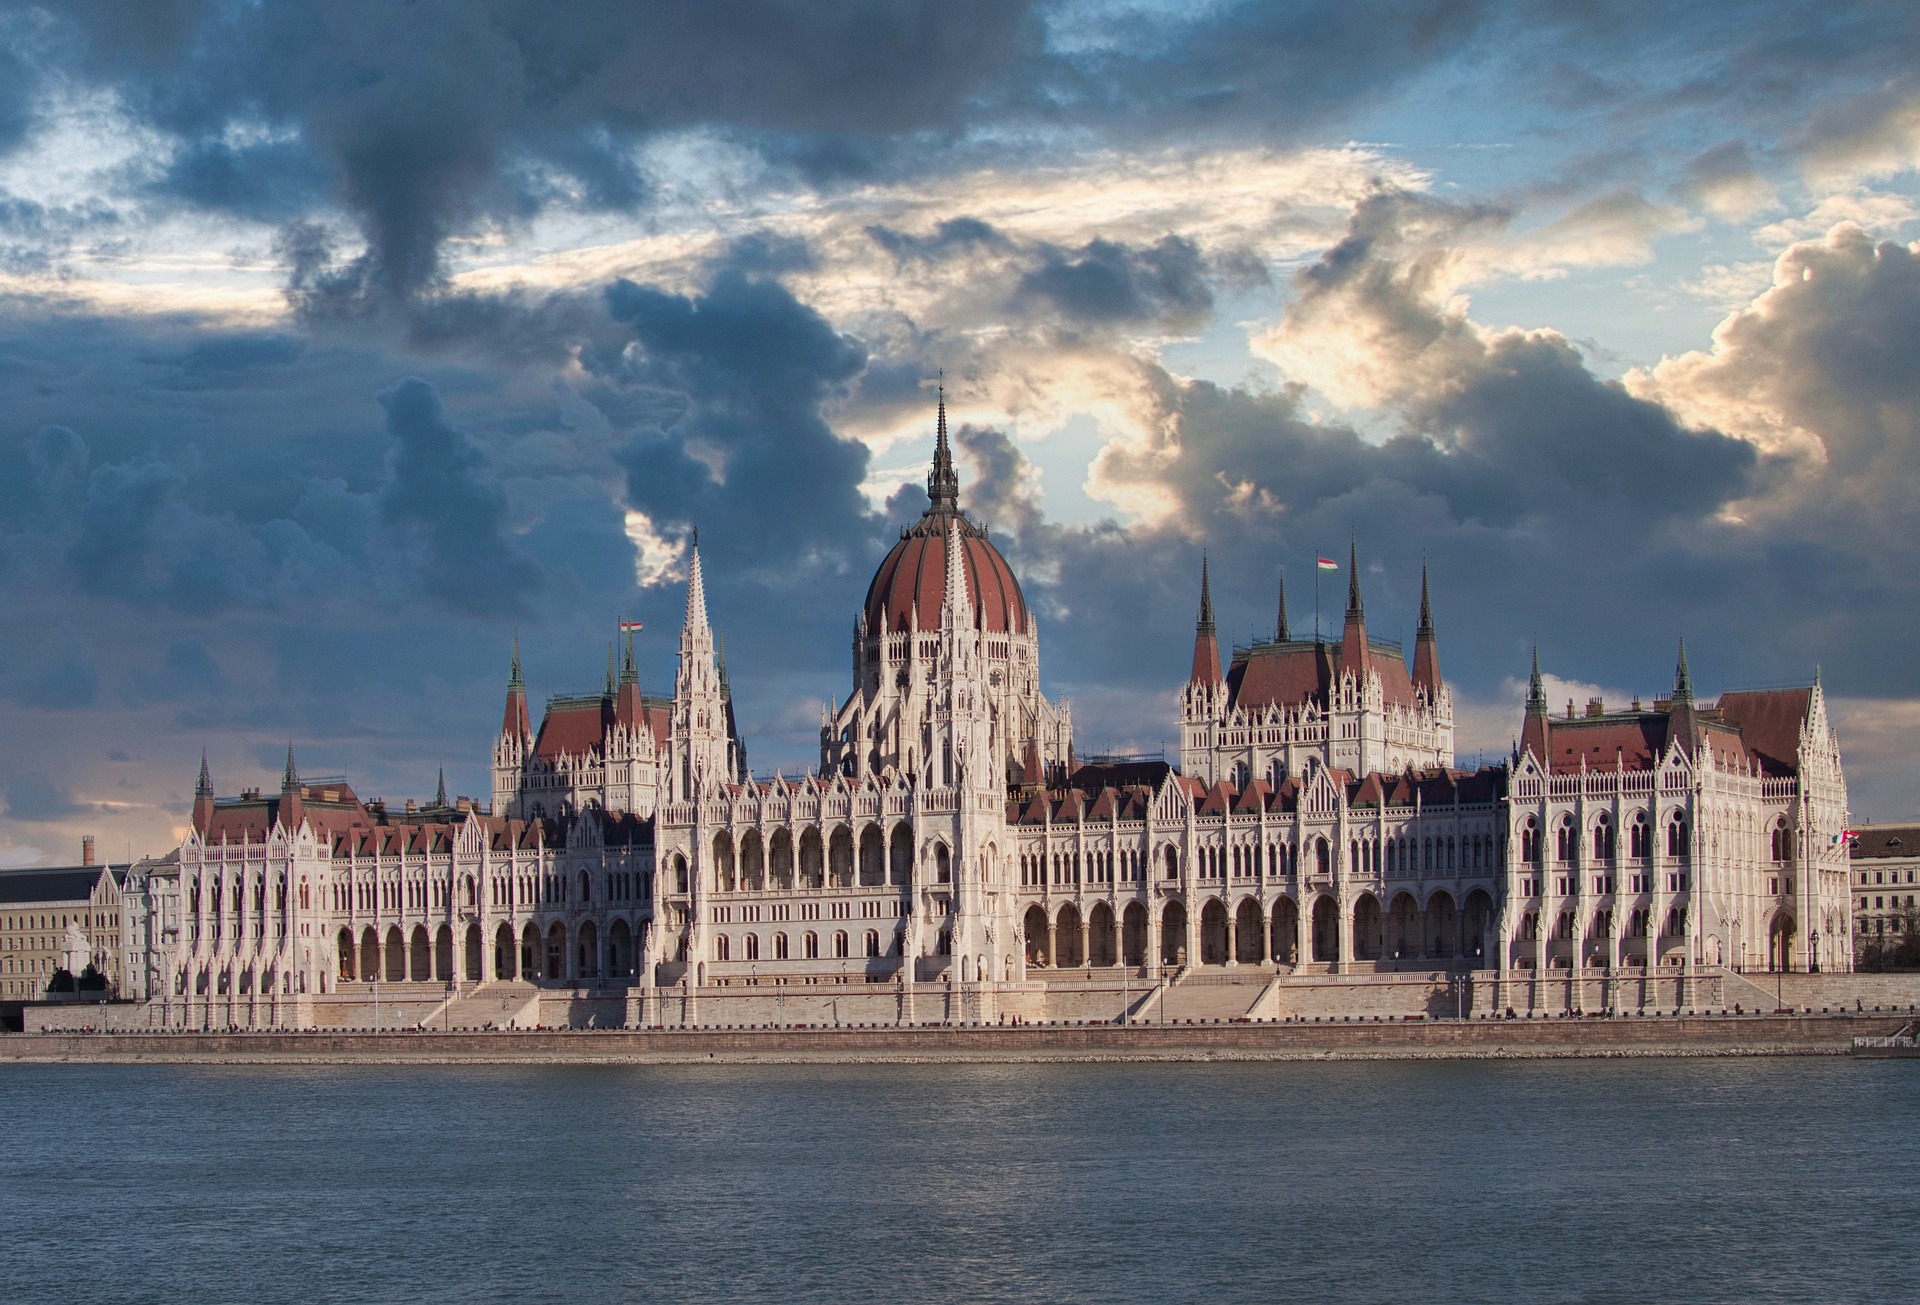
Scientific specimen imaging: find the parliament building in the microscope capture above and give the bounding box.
[116,398,1855,1030]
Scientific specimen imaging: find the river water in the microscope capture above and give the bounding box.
[2,1057,1914,1303]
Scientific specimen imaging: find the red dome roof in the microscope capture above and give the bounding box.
[864,513,1029,635]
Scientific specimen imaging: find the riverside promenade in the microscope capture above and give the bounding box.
[3,1012,1913,1064]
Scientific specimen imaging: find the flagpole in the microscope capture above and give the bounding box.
[1315,551,1320,643]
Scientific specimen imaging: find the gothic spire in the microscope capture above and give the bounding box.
[1189,551,1222,686]
[196,749,212,799]
[1673,636,1693,703]
[620,623,638,686]
[927,381,960,515]
[685,533,711,634]
[509,633,523,689]
[1411,560,1441,695]
[1275,568,1290,642]
[1345,536,1363,620]
[1197,550,1216,633]
[716,627,730,695]
[605,641,616,696]
[282,741,297,790]
[1527,644,1546,713]
[435,767,447,808]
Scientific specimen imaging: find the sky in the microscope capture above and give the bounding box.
[3,0,1920,868]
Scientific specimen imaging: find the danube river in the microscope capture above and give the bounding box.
[3,1057,1913,1303]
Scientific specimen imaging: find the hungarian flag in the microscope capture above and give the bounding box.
[1316,557,1338,571]
[619,620,645,633]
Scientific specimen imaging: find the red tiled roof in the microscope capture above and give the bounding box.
[534,697,613,760]
[1225,638,1420,713]
[1715,687,1811,776]
[863,515,1029,635]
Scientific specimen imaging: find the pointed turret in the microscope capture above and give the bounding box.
[604,642,616,697]
[1520,644,1550,762]
[502,636,531,740]
[1189,551,1222,686]
[1666,637,1701,756]
[435,767,447,808]
[616,624,642,726]
[716,628,731,697]
[1411,562,1441,697]
[192,749,215,834]
[685,533,712,634]
[278,741,303,831]
[1339,537,1369,681]
[928,381,959,515]
[1275,569,1291,642]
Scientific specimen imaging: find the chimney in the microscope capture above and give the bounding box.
[82,835,95,867]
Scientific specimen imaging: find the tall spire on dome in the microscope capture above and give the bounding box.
[620,624,638,686]
[196,749,213,799]
[509,633,523,688]
[1418,562,1434,638]
[282,742,297,790]
[927,378,960,515]
[1527,644,1546,712]
[1275,568,1290,642]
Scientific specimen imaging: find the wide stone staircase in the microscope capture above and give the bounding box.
[1145,968,1274,1022]
[433,981,543,1029]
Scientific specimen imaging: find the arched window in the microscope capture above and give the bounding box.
[833,930,849,959]
[773,932,789,960]
[1555,817,1576,864]
[1165,846,1180,880]
[804,931,819,960]
[1771,818,1791,863]
[1521,817,1541,866]
[864,929,880,958]
[1667,815,1690,859]
[1592,813,1614,862]
[745,933,760,962]
[715,934,730,962]
[1629,812,1649,860]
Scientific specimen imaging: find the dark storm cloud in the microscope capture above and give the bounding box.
[5,0,1038,311]
[1015,236,1212,329]
[376,377,542,611]
[3,773,87,821]
[603,265,874,573]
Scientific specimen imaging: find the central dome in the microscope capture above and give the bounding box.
[861,394,1030,636]
[864,512,1029,635]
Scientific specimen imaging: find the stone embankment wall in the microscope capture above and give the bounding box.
[22,971,1920,1034]
[2,1013,1913,1064]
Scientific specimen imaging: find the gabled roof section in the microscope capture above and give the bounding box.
[1225,636,1420,713]
[533,695,614,761]
[1716,686,1812,776]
